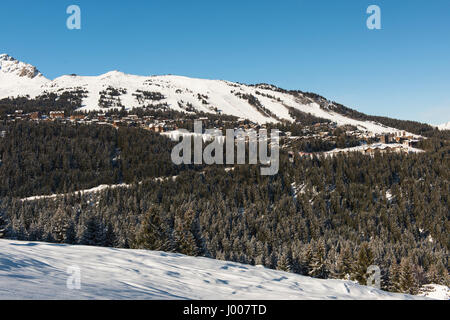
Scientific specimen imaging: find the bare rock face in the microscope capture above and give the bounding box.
[0,54,43,79]
[19,65,40,78]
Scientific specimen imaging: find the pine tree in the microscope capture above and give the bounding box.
[64,221,76,244]
[0,211,7,238]
[335,244,354,280]
[277,251,292,272]
[80,216,103,246]
[388,262,402,293]
[104,223,116,247]
[134,207,172,251]
[398,258,420,295]
[427,261,448,286]
[353,242,374,285]
[174,209,198,256]
[51,206,70,243]
[308,240,328,279]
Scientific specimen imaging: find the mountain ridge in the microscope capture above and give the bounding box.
[0,54,439,134]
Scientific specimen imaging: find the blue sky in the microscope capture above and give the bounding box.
[1,0,449,124]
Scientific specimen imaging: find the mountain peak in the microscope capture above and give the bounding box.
[0,53,14,61]
[0,53,44,79]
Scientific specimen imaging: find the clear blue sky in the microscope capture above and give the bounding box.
[1,0,449,124]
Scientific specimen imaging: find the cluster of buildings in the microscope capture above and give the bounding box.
[378,131,420,148]
[5,110,179,132]
[7,110,267,135]
[5,110,424,157]
[287,124,424,158]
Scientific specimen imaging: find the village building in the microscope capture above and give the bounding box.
[28,112,40,120]
[49,111,65,119]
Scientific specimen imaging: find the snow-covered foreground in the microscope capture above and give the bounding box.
[0,240,427,300]
[418,284,450,300]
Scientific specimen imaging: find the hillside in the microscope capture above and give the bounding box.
[0,54,420,134]
[0,239,426,300]
[437,121,450,131]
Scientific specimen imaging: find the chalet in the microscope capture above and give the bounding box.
[29,112,41,120]
[404,139,419,148]
[147,124,165,133]
[298,152,313,158]
[379,134,391,144]
[70,114,86,121]
[49,111,65,119]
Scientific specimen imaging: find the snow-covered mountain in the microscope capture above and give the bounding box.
[437,121,450,131]
[0,240,429,300]
[0,54,49,98]
[0,54,44,79]
[0,54,414,134]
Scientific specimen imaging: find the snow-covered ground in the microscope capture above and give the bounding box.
[418,284,450,300]
[0,240,431,300]
[20,176,179,202]
[437,121,450,131]
[324,143,424,156]
[20,183,132,202]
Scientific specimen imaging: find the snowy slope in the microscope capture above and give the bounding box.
[437,121,450,131]
[418,284,450,300]
[0,54,50,97]
[0,240,427,300]
[0,54,414,134]
[324,143,424,156]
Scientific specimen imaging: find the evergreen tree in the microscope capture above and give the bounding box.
[80,217,103,246]
[388,262,402,293]
[398,258,420,295]
[134,207,172,251]
[308,240,328,279]
[174,209,198,256]
[64,221,76,244]
[335,244,354,280]
[0,211,7,238]
[277,251,292,272]
[104,223,117,247]
[353,243,374,285]
[51,206,70,243]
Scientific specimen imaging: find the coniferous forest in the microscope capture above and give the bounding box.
[0,118,448,296]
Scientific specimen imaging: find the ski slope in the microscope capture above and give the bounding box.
[0,240,428,300]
